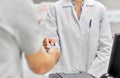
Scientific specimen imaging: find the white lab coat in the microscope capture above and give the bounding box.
[45,0,113,77]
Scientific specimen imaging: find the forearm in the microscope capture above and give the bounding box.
[25,48,60,74]
[39,48,60,74]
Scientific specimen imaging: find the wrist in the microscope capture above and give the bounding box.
[48,48,60,63]
[90,74,95,78]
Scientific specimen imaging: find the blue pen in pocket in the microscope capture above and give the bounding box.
[89,19,92,28]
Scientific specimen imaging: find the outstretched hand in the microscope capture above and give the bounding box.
[42,38,56,52]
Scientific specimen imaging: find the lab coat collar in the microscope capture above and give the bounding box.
[62,0,95,7]
[85,0,95,6]
[62,0,73,7]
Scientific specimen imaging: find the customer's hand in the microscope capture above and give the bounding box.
[43,38,60,59]
[43,38,60,64]
[90,74,95,78]
[48,48,61,63]
[43,38,55,51]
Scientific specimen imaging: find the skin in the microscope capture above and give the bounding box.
[73,0,83,19]
[25,38,60,74]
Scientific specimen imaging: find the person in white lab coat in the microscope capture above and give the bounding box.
[0,0,60,78]
[45,0,113,77]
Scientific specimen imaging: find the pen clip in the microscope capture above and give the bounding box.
[89,19,92,28]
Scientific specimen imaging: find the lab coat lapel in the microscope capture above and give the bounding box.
[62,0,95,30]
[80,0,95,22]
[62,0,80,27]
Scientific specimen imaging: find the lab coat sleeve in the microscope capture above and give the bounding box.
[87,7,113,77]
[44,5,61,51]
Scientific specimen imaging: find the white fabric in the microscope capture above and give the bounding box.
[44,0,113,77]
[0,0,42,77]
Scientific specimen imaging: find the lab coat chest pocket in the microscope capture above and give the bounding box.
[84,7,100,42]
[89,20,99,42]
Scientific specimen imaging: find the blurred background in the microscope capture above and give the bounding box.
[33,0,120,33]
[97,0,120,33]
[22,0,120,78]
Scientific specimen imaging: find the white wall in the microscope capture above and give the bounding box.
[97,0,120,33]
[33,0,57,3]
